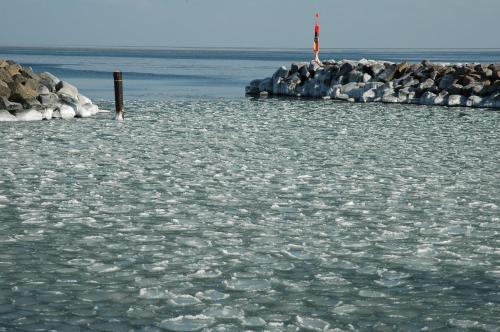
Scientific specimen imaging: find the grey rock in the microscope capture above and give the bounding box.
[299,65,310,80]
[245,79,260,94]
[420,91,437,105]
[0,97,22,111]
[359,89,376,103]
[56,81,79,103]
[434,91,449,106]
[39,72,60,92]
[258,78,273,93]
[272,66,289,81]
[466,95,482,107]
[348,70,364,83]
[368,63,385,77]
[439,74,456,90]
[447,95,467,107]
[341,82,362,94]
[447,84,463,95]
[10,81,38,104]
[362,73,372,83]
[377,64,398,82]
[290,63,307,74]
[37,85,50,96]
[418,79,435,91]
[308,61,321,73]
[38,92,59,107]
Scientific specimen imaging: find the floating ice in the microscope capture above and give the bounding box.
[241,316,266,327]
[159,315,215,332]
[358,290,386,298]
[332,304,357,315]
[168,294,202,307]
[202,305,244,320]
[224,278,271,292]
[296,316,330,331]
[195,290,229,301]
[139,287,170,299]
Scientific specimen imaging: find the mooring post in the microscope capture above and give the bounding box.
[113,70,124,121]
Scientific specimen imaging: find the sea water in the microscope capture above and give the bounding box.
[0,48,499,331]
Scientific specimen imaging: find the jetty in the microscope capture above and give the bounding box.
[0,59,101,121]
[246,59,500,109]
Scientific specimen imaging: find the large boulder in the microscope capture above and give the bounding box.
[258,77,273,93]
[447,84,463,95]
[56,81,79,103]
[53,104,76,119]
[438,74,456,90]
[377,64,398,82]
[0,67,13,84]
[0,80,11,98]
[367,62,385,77]
[6,63,21,77]
[272,66,289,82]
[245,79,261,95]
[38,93,59,107]
[39,72,60,92]
[9,82,38,105]
[447,95,467,107]
[0,97,22,111]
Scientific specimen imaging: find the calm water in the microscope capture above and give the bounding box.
[0,48,499,331]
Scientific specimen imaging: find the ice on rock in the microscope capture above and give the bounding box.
[15,109,43,121]
[159,315,215,332]
[0,110,18,122]
[296,316,330,331]
[54,104,76,119]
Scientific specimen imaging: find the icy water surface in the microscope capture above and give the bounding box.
[0,99,499,331]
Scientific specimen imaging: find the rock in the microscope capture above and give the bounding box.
[362,73,372,83]
[74,104,93,118]
[291,63,306,74]
[20,67,40,81]
[367,63,385,77]
[396,62,412,76]
[0,97,22,111]
[6,64,21,76]
[337,62,355,78]
[14,109,43,121]
[39,72,60,92]
[341,82,362,95]
[348,70,364,83]
[245,79,261,94]
[447,83,463,95]
[299,65,310,80]
[0,80,11,98]
[418,78,435,91]
[40,108,54,120]
[382,95,399,103]
[308,61,321,73]
[38,93,59,107]
[272,66,289,81]
[447,95,467,107]
[37,85,50,96]
[54,104,76,119]
[434,91,449,106]
[24,98,42,110]
[466,95,482,107]
[359,89,376,103]
[0,109,18,121]
[377,64,398,82]
[420,91,437,105]
[458,75,477,86]
[259,91,269,97]
[438,74,456,90]
[0,67,13,84]
[10,82,38,104]
[0,60,8,68]
[56,81,79,103]
[258,77,272,93]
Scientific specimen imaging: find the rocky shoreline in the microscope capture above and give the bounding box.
[0,59,102,122]
[246,59,500,109]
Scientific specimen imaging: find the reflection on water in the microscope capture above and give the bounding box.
[0,98,499,331]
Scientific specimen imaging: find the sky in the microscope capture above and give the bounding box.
[0,0,498,49]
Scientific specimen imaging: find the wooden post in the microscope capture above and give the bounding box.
[113,70,124,121]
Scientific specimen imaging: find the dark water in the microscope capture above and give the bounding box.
[0,48,499,331]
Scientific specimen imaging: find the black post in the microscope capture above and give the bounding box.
[113,70,124,121]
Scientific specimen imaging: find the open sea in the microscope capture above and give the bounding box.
[0,47,499,331]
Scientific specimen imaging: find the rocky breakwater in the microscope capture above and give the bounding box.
[246,59,500,109]
[0,59,101,122]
